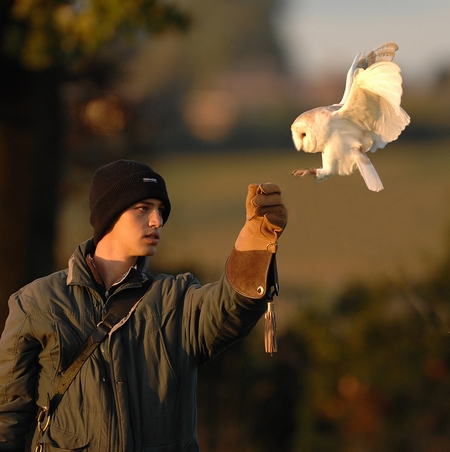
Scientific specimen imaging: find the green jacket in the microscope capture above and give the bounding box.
[0,239,275,451]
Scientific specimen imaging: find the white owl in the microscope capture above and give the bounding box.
[291,42,410,192]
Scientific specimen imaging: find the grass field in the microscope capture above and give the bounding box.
[57,138,450,315]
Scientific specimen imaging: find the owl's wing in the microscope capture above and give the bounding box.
[336,61,410,149]
[338,42,399,106]
[360,42,399,67]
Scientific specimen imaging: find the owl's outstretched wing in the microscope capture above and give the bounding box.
[338,42,399,106]
[336,61,410,150]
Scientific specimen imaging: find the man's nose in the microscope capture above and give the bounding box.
[149,210,163,228]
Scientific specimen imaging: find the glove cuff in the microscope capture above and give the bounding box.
[225,248,278,299]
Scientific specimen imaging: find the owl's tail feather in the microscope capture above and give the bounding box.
[356,157,384,192]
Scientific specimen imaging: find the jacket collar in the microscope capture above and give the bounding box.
[66,238,152,288]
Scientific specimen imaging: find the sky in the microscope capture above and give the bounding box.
[275,0,450,85]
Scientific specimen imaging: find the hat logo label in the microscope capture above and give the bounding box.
[143,177,157,183]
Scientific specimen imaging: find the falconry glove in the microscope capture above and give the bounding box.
[235,183,287,253]
[226,183,287,299]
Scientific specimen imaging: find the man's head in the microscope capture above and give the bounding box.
[89,160,171,244]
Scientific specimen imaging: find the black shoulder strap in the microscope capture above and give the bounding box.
[48,281,150,415]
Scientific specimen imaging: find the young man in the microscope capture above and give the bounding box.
[0,160,287,451]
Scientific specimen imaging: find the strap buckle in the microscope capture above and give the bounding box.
[36,405,51,433]
[37,406,50,433]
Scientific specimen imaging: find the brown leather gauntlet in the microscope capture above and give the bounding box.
[226,183,287,299]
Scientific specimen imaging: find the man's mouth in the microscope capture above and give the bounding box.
[144,233,160,244]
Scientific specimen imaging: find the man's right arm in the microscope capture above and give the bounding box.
[0,294,41,450]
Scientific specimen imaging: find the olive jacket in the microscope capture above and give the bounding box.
[0,239,275,451]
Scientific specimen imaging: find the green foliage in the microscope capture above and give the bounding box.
[2,0,190,69]
[196,253,450,451]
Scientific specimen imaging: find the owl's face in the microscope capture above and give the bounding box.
[291,119,317,154]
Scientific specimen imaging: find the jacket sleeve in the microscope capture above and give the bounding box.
[0,293,41,450]
[183,247,279,363]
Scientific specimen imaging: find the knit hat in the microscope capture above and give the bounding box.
[89,160,171,244]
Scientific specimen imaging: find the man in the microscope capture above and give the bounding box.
[0,159,287,451]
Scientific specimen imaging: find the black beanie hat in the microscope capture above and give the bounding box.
[89,160,171,244]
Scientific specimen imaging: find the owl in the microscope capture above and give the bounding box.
[291,42,410,192]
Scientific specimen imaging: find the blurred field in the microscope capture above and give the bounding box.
[57,139,450,310]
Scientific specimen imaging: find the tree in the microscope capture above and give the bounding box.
[0,0,189,329]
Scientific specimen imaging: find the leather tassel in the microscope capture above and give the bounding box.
[264,300,277,354]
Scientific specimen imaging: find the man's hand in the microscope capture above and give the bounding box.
[235,183,287,253]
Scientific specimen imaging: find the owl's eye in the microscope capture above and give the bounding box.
[301,132,306,137]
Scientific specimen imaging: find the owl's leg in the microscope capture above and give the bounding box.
[292,168,317,177]
[315,168,332,181]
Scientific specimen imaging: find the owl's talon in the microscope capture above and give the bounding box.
[292,168,317,177]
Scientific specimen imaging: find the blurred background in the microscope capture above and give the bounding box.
[1,0,450,450]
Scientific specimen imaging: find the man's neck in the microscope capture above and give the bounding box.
[93,242,138,290]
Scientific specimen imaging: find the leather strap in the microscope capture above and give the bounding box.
[48,282,150,415]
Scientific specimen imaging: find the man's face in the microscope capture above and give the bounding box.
[106,198,165,259]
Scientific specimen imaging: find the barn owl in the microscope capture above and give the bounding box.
[291,42,410,192]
